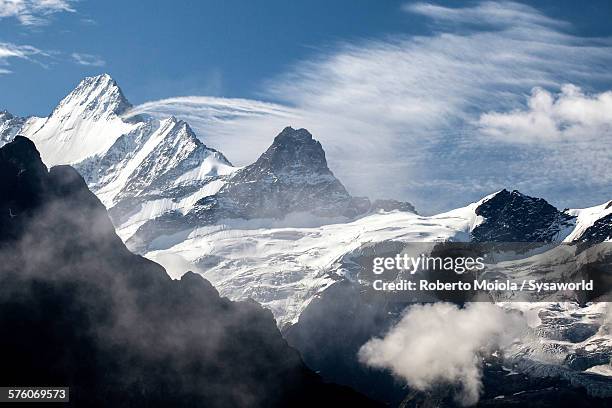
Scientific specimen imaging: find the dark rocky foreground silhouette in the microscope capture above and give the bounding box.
[0,136,378,407]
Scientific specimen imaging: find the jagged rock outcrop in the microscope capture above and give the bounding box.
[190,127,371,220]
[129,127,398,251]
[0,136,377,408]
[576,212,612,244]
[472,189,575,242]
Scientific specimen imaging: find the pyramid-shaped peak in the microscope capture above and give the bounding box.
[472,188,574,242]
[274,126,314,143]
[482,189,531,203]
[256,127,329,175]
[73,74,124,97]
[159,116,200,140]
[53,73,131,118]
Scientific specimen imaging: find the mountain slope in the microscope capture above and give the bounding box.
[129,126,387,251]
[565,201,612,244]
[145,193,488,326]
[2,75,416,247]
[0,136,378,407]
[22,74,136,165]
[5,74,237,241]
[76,115,234,238]
[146,189,610,327]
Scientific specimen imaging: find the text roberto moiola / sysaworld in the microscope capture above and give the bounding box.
[370,254,593,293]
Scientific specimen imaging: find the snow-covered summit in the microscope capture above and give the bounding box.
[51,73,131,119]
[20,74,139,165]
[1,74,239,241]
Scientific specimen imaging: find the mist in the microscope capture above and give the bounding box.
[358,302,527,405]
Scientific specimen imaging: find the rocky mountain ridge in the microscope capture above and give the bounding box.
[0,75,414,246]
[0,136,378,407]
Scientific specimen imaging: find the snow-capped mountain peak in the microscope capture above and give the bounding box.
[51,73,131,119]
[20,74,139,165]
[124,126,376,250]
[1,74,239,242]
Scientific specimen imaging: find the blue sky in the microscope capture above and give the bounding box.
[2,0,612,116]
[1,1,612,212]
[4,0,420,115]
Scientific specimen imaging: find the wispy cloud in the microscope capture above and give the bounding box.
[403,1,566,29]
[71,52,106,67]
[0,0,75,25]
[126,96,300,163]
[0,41,47,74]
[0,1,78,74]
[130,1,612,212]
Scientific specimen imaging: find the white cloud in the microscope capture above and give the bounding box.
[358,303,526,406]
[131,1,612,213]
[0,42,46,74]
[479,85,612,143]
[404,1,565,29]
[125,96,299,165]
[71,52,106,67]
[0,0,75,25]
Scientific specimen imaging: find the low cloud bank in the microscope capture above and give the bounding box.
[358,302,526,405]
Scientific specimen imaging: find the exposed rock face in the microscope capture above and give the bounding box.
[191,127,370,220]
[370,199,417,213]
[129,127,384,251]
[576,212,612,244]
[284,280,407,406]
[0,137,377,408]
[472,189,575,242]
